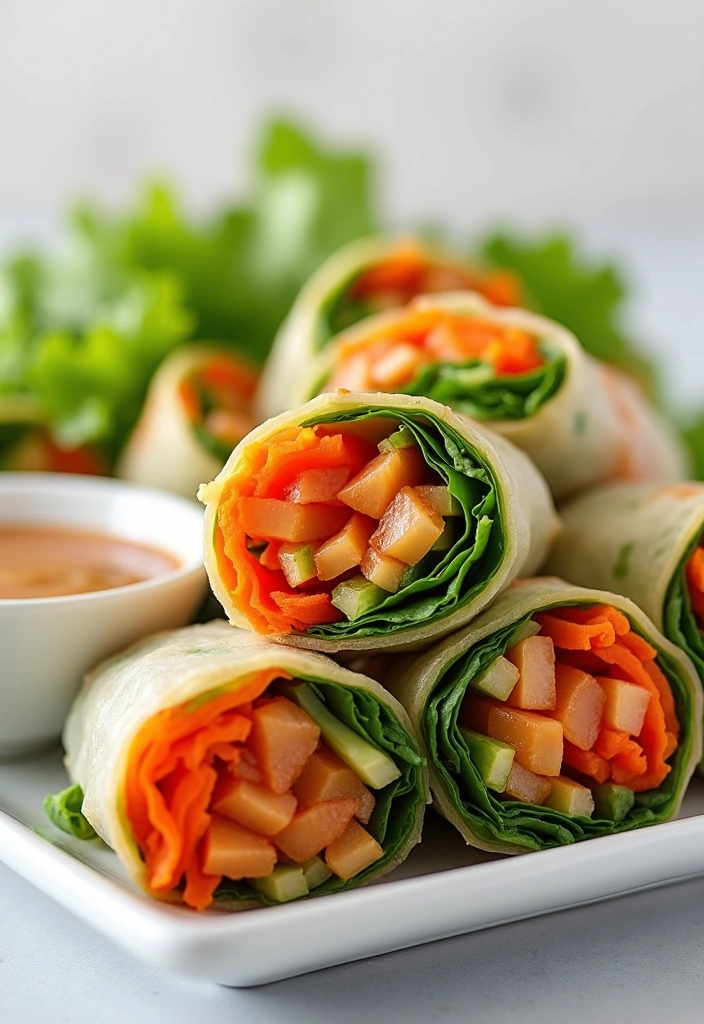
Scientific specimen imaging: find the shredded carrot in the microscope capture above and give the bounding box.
[125,669,288,911]
[686,548,704,628]
[323,307,544,394]
[214,425,377,634]
[535,612,615,650]
[593,727,629,761]
[563,743,610,784]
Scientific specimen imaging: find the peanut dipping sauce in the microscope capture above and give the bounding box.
[0,524,181,599]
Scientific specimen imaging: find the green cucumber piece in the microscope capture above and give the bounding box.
[509,619,542,645]
[416,485,462,516]
[592,782,635,822]
[431,520,457,552]
[331,575,386,620]
[249,864,309,902]
[471,656,520,701]
[301,856,333,890]
[544,777,595,817]
[377,426,417,452]
[460,728,515,792]
[285,683,401,789]
[279,542,318,586]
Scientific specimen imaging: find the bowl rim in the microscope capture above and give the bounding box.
[0,472,205,608]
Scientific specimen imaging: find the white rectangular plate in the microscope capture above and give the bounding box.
[2,748,704,987]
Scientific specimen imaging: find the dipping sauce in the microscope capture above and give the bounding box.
[0,525,181,599]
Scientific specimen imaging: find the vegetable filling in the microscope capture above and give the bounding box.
[212,409,503,637]
[323,241,521,341]
[426,602,690,850]
[179,355,257,461]
[317,307,565,421]
[124,670,419,910]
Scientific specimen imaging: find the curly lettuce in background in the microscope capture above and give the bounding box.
[1,115,697,471]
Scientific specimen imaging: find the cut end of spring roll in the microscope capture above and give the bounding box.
[197,391,559,653]
[59,622,428,911]
[387,578,702,855]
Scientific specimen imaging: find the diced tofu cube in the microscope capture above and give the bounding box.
[360,546,407,593]
[284,466,352,504]
[596,676,651,737]
[202,815,277,879]
[544,776,595,817]
[324,819,384,881]
[211,778,297,836]
[338,447,426,519]
[505,636,556,711]
[471,656,520,701]
[237,497,349,543]
[314,513,376,581]
[274,799,357,863]
[503,762,551,805]
[293,746,375,824]
[370,486,444,565]
[462,697,563,776]
[415,485,462,516]
[248,697,321,795]
[551,665,606,751]
[278,542,318,587]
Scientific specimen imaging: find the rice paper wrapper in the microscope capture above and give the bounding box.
[386,577,702,854]
[63,620,428,905]
[198,391,560,654]
[292,291,686,502]
[117,345,252,499]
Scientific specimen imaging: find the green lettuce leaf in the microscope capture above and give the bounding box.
[425,603,697,851]
[681,414,704,481]
[44,784,97,841]
[214,675,425,905]
[299,405,504,641]
[479,232,658,395]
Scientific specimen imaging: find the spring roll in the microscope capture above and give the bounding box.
[298,293,685,501]
[198,391,559,653]
[256,236,521,420]
[387,577,701,853]
[60,621,428,911]
[546,482,704,686]
[117,345,258,498]
[0,395,105,473]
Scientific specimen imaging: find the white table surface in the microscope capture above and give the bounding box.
[1,217,704,1021]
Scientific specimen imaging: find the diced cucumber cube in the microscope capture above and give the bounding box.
[400,553,435,589]
[431,521,457,552]
[285,683,401,789]
[416,485,462,516]
[460,728,515,792]
[592,782,635,822]
[331,575,386,620]
[249,865,309,902]
[377,426,417,452]
[544,776,595,817]
[454,364,495,387]
[509,618,542,645]
[471,656,520,701]
[301,856,333,890]
[278,542,318,587]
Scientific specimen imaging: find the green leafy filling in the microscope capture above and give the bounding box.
[297,406,504,640]
[214,675,426,906]
[424,603,696,851]
[44,784,97,841]
[665,535,704,681]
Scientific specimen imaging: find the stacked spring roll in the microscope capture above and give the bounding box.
[118,345,258,498]
[61,621,428,910]
[296,293,685,501]
[546,482,704,684]
[256,236,522,421]
[197,391,558,652]
[388,578,701,852]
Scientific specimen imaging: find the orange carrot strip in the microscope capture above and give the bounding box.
[619,631,657,661]
[535,612,615,650]
[562,742,610,784]
[259,541,283,571]
[270,591,343,628]
[642,660,679,738]
[593,727,629,761]
[687,548,704,592]
[610,738,647,779]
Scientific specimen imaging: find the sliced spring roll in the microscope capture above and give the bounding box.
[59,621,428,911]
[300,293,685,501]
[198,391,559,653]
[0,395,105,473]
[387,577,701,853]
[117,345,258,498]
[546,482,704,686]
[256,236,522,420]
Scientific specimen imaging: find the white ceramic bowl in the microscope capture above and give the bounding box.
[0,473,207,758]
